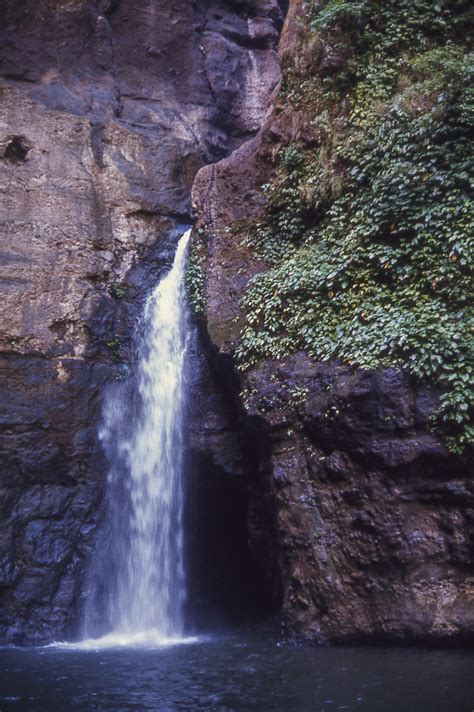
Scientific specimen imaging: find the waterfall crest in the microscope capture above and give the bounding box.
[82,228,192,648]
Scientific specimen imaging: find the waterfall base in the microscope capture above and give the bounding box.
[50,631,201,651]
[2,634,472,711]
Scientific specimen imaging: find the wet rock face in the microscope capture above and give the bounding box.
[244,355,474,644]
[192,0,474,644]
[0,0,282,643]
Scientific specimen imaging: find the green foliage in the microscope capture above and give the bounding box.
[106,335,121,363]
[310,0,474,56]
[410,45,474,85]
[185,232,205,316]
[236,0,474,450]
[108,282,126,299]
[306,0,474,101]
[311,0,368,32]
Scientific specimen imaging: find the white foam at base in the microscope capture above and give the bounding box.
[48,630,200,651]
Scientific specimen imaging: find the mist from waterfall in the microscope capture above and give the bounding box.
[80,228,193,648]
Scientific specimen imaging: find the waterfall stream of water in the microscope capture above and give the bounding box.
[80,229,193,648]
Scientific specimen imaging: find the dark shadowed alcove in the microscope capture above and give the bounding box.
[184,450,275,631]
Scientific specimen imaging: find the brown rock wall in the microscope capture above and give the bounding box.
[0,0,283,643]
[192,0,474,644]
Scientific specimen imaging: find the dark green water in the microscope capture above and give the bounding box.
[0,632,472,711]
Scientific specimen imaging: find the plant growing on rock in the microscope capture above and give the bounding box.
[236,0,474,451]
[185,232,205,316]
[108,282,126,299]
[106,334,121,363]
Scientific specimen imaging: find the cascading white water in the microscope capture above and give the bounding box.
[79,228,193,648]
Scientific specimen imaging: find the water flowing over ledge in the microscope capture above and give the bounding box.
[80,228,192,648]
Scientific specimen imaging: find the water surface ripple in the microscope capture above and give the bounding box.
[0,632,472,711]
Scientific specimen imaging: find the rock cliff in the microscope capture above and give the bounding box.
[1,0,472,646]
[192,0,474,644]
[0,0,283,643]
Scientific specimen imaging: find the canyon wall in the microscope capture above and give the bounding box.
[0,0,283,643]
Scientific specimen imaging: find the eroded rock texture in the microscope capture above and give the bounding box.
[192,0,474,644]
[0,0,283,643]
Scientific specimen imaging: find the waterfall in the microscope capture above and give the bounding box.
[81,228,192,648]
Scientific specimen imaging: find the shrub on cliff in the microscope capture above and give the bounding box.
[236,0,474,452]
